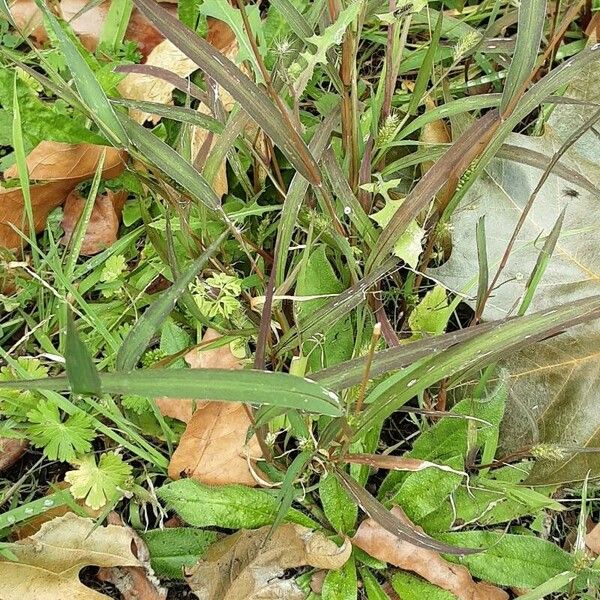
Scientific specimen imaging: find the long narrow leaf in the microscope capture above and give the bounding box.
[65,313,101,395]
[356,295,600,436]
[500,0,547,116]
[0,370,343,417]
[132,0,321,184]
[36,0,128,146]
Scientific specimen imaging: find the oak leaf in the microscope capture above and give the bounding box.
[352,506,508,600]
[0,512,141,600]
[186,523,352,600]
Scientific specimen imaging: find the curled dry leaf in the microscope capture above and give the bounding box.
[341,453,466,477]
[117,39,198,124]
[0,512,140,600]
[96,512,166,600]
[9,0,173,58]
[352,506,508,600]
[61,189,128,255]
[0,141,126,250]
[0,437,27,472]
[160,329,264,486]
[186,523,352,600]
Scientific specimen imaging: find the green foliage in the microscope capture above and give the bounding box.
[65,451,133,510]
[322,554,357,600]
[157,480,318,529]
[391,572,455,600]
[438,532,574,589]
[26,401,95,462]
[296,245,354,371]
[320,471,358,533]
[142,528,219,579]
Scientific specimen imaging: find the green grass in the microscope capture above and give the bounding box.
[1,0,600,598]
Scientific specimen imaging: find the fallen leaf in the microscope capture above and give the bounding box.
[586,521,600,555]
[4,141,126,182]
[0,437,27,472]
[352,506,508,600]
[0,512,141,600]
[8,0,47,45]
[97,513,166,600]
[432,58,600,484]
[1,141,126,250]
[156,328,238,422]
[117,39,198,124]
[157,328,264,486]
[186,523,352,600]
[61,189,128,255]
[167,401,263,486]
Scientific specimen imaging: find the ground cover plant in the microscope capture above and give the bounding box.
[0,0,600,597]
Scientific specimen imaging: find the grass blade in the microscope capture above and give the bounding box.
[475,216,488,319]
[65,313,101,396]
[116,231,229,371]
[0,370,343,417]
[36,0,128,146]
[132,0,321,184]
[355,295,600,436]
[275,259,398,356]
[500,0,547,116]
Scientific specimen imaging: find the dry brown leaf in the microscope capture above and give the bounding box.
[117,39,199,124]
[341,453,466,476]
[1,142,126,250]
[187,523,351,600]
[161,329,263,486]
[0,438,27,472]
[8,0,47,44]
[96,513,166,600]
[0,512,141,600]
[167,401,263,486]
[586,522,600,555]
[61,189,128,255]
[4,141,126,182]
[352,506,508,600]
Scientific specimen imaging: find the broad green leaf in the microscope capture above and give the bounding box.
[408,285,452,338]
[142,528,219,579]
[438,531,573,589]
[198,0,265,81]
[320,471,358,534]
[434,60,600,484]
[360,567,393,600]
[391,572,456,600]
[0,369,343,416]
[370,198,425,268]
[322,555,357,600]
[500,0,547,116]
[0,68,104,147]
[426,464,561,532]
[117,232,227,371]
[132,0,321,184]
[157,479,318,529]
[379,385,506,499]
[296,245,354,371]
[387,455,464,524]
[65,314,101,396]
